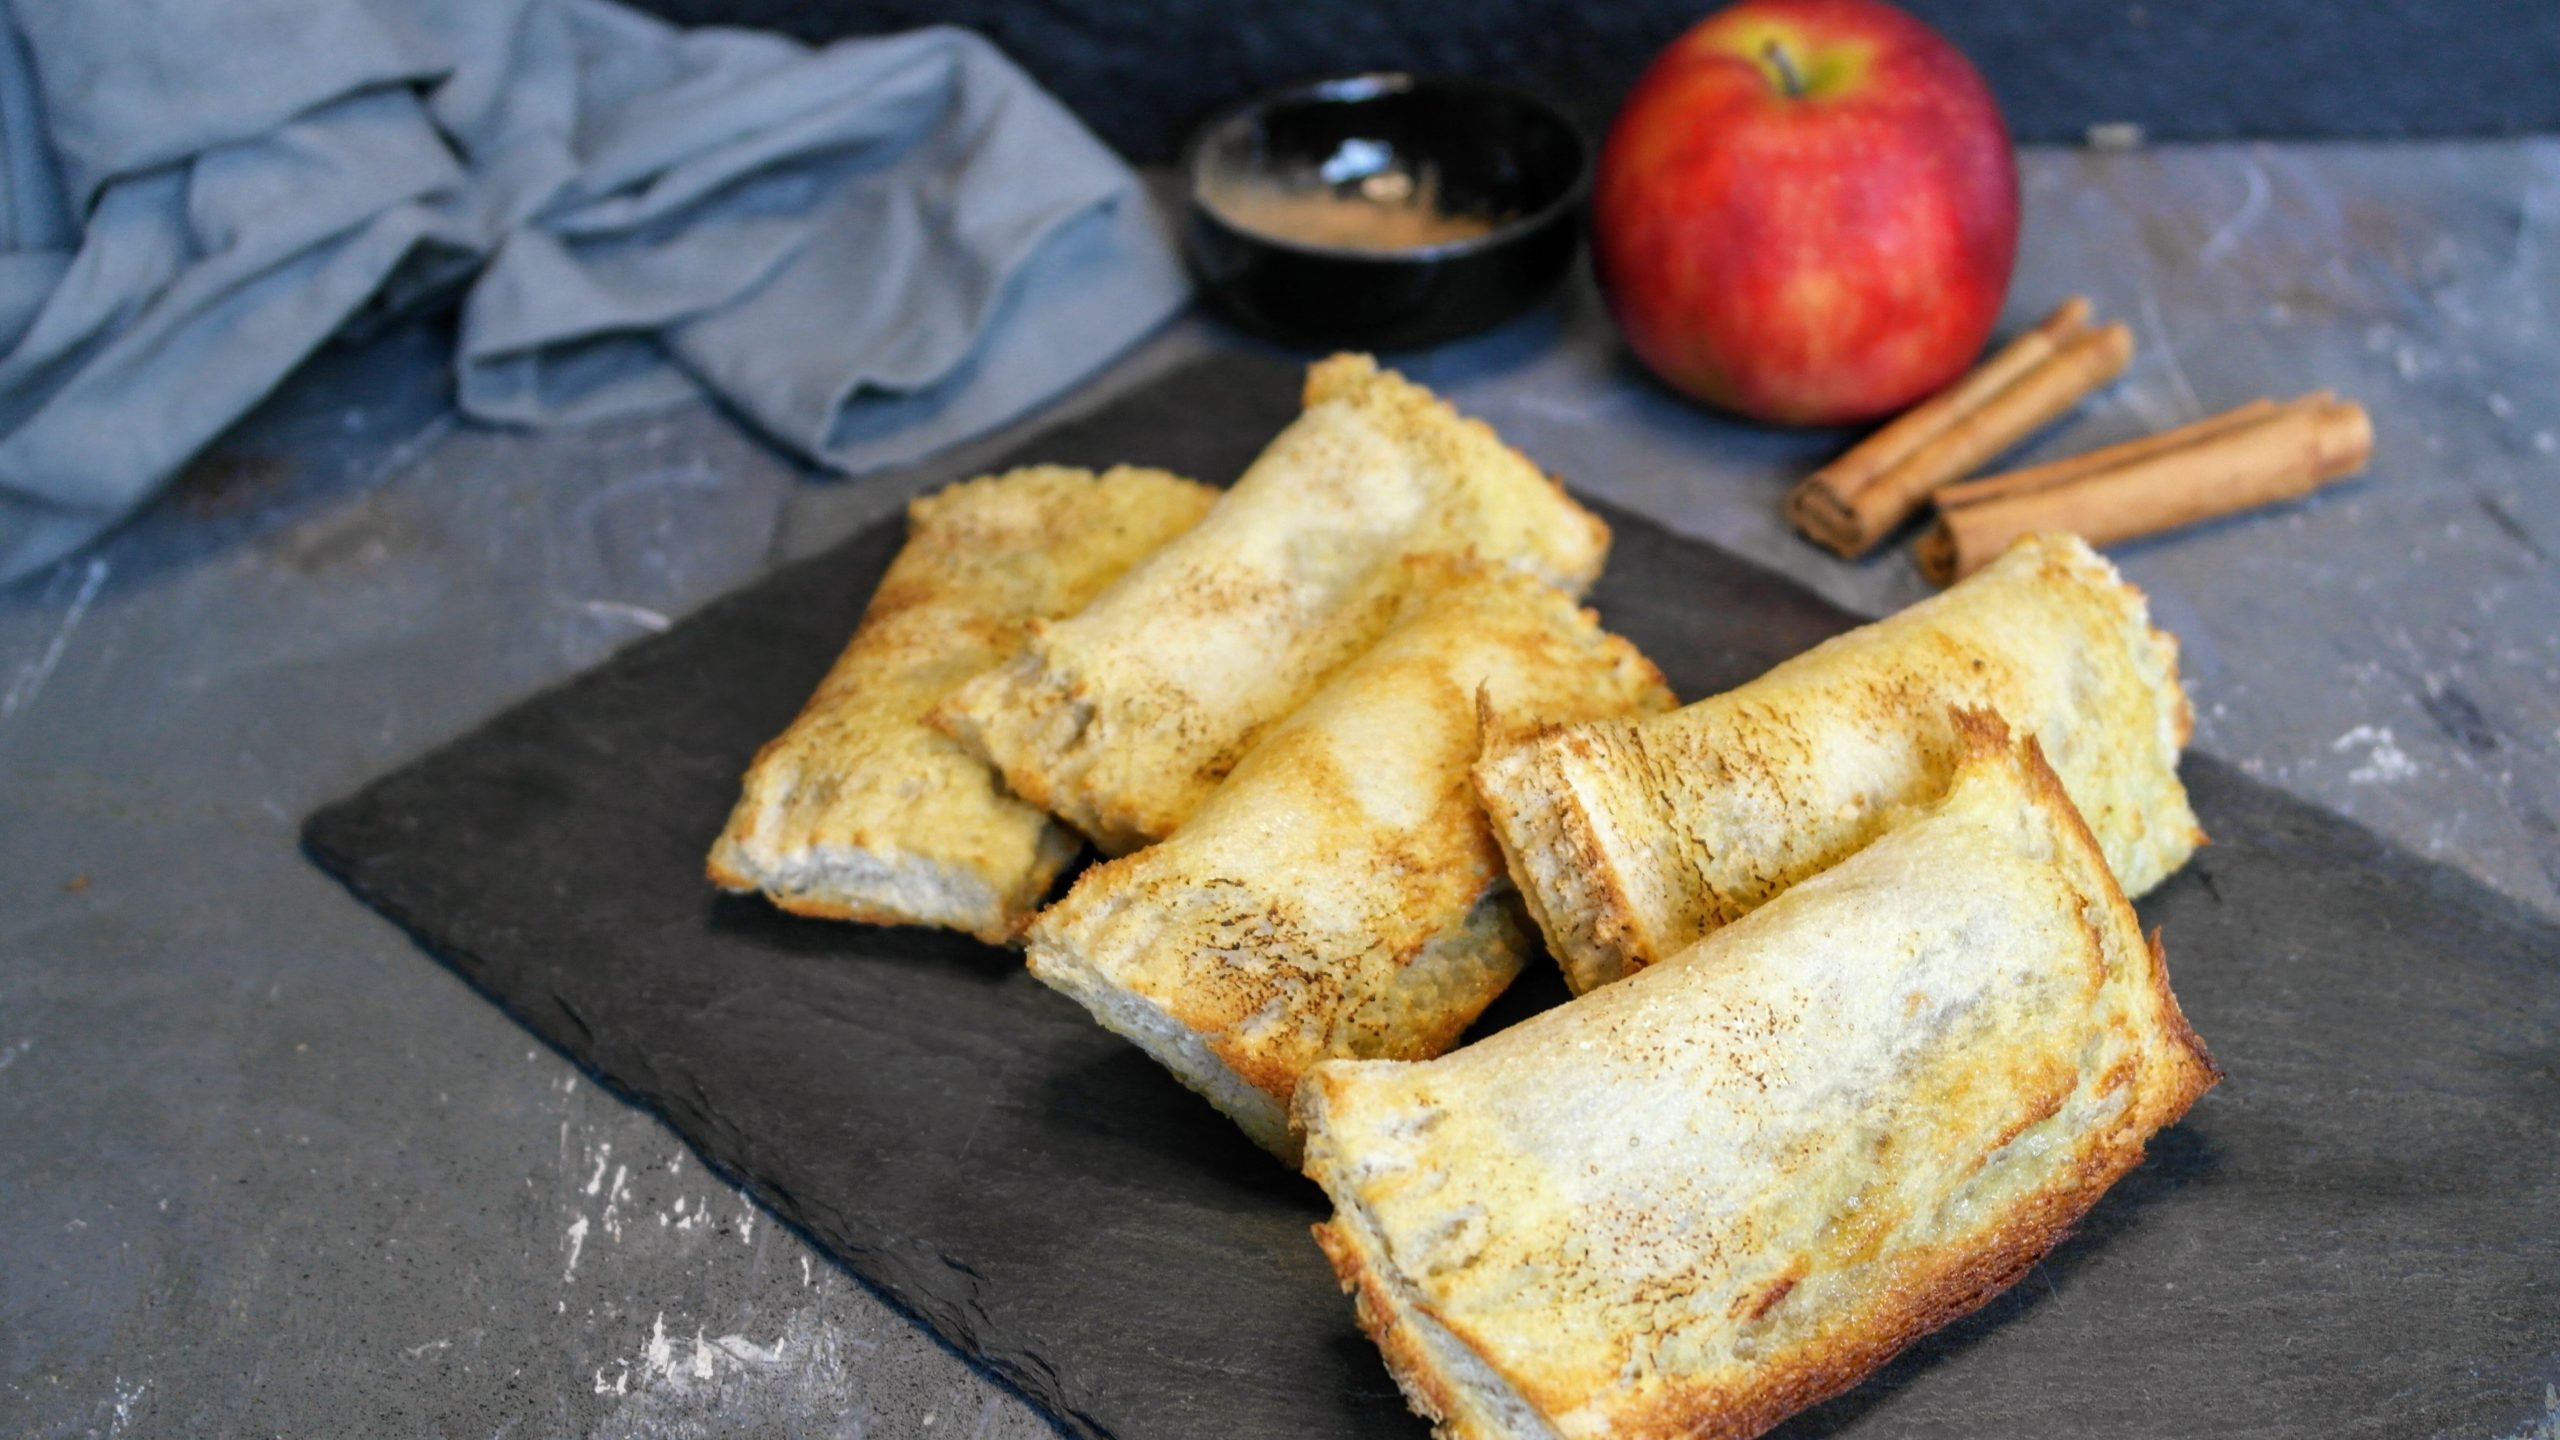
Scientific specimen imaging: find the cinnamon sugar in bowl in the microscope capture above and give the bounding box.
[1183,74,1588,350]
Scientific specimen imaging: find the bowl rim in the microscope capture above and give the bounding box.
[1180,70,1591,264]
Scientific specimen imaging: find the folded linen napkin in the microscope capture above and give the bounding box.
[0,0,1188,584]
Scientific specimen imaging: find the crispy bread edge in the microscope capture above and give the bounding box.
[1315,711,2221,1440]
[717,466,1212,929]
[1024,907,1301,1160]
[705,762,1028,945]
[1597,709,2220,1439]
[1313,1218,1476,1440]
[1302,1064,1558,1440]
[2034,534,2211,880]
[709,839,1057,947]
[1997,707,2220,1110]
[1472,725,1652,995]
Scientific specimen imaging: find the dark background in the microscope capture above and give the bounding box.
[638,0,2560,160]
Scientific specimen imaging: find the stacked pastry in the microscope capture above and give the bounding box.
[932,353,1616,854]
[707,355,2218,1440]
[707,463,1219,941]
[1024,560,1671,1161]
[1304,712,2214,1440]
[1474,529,2203,992]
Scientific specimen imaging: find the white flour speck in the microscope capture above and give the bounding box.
[2332,724,2418,784]
[603,1164,631,1240]
[605,1310,801,1405]
[585,1144,612,1197]
[644,1312,675,1379]
[107,1377,145,1435]
[564,1215,590,1282]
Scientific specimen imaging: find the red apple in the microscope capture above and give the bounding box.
[1591,0,2018,426]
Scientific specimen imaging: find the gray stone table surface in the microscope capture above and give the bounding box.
[4,139,2555,1439]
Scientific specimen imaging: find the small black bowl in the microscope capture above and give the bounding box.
[1182,73,1589,352]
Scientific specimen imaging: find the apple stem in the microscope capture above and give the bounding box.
[1763,39,1807,98]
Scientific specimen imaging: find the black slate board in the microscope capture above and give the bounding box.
[306,354,2560,1440]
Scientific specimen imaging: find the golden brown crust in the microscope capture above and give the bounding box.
[1476,532,2203,992]
[1613,1136,2149,1440]
[1024,564,1674,1159]
[933,354,1615,853]
[1301,717,2217,1440]
[1999,711,2218,1107]
[1469,726,1655,994]
[1316,1221,1465,1435]
[1598,721,2217,1440]
[707,465,1215,940]
[2146,929,2222,1093]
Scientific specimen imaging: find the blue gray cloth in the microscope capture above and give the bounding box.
[0,0,1189,583]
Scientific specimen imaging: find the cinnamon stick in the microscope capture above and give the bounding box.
[1795,297,2090,515]
[1930,397,2286,509]
[1786,297,2134,558]
[1916,394,2373,585]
